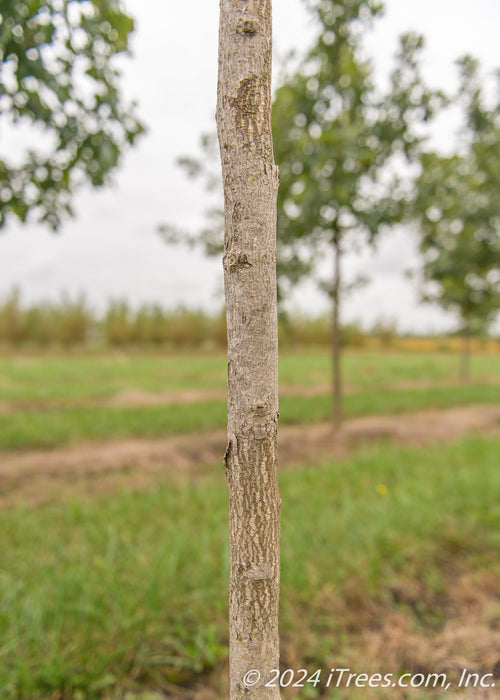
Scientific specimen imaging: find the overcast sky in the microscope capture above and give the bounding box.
[1,0,500,332]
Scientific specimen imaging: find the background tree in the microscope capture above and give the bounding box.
[216,1,281,698]
[268,7,442,428]
[162,2,443,430]
[0,0,144,230]
[412,56,500,380]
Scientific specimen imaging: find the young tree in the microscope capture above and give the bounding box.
[0,0,144,230]
[162,3,442,431]
[216,1,281,698]
[412,57,500,380]
[272,15,442,428]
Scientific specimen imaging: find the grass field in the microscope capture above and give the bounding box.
[2,350,500,402]
[1,350,500,449]
[1,435,499,698]
[1,382,500,450]
[1,349,499,698]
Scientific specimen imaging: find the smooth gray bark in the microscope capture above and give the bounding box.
[216,1,281,698]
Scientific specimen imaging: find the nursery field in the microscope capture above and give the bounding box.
[0,348,499,699]
[0,349,500,450]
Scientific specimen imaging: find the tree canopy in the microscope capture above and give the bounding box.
[413,56,500,339]
[271,0,444,424]
[161,0,444,426]
[272,4,443,299]
[0,0,144,230]
[164,0,442,303]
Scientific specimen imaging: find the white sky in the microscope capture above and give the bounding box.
[1,0,499,333]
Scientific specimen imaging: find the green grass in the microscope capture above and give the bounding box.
[1,382,499,450]
[1,350,500,403]
[0,354,229,402]
[1,435,499,698]
[334,349,500,386]
[0,349,498,450]
[0,400,228,450]
[281,381,500,425]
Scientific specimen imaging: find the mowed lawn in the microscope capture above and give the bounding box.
[0,350,499,449]
[0,435,499,699]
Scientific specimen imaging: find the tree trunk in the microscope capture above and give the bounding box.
[460,323,471,382]
[332,234,342,430]
[216,2,281,699]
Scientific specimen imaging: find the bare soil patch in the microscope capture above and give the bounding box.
[355,570,500,699]
[0,383,337,413]
[0,404,499,507]
[106,382,355,407]
[185,571,500,700]
[2,376,499,413]
[105,375,500,408]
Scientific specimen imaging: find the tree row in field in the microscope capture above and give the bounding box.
[3,289,499,350]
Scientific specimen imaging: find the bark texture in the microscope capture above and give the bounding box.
[216,1,281,698]
[332,233,342,430]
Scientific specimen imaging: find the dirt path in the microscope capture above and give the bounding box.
[0,383,331,414]
[1,403,499,507]
[1,375,500,413]
[106,374,500,407]
[2,404,500,699]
